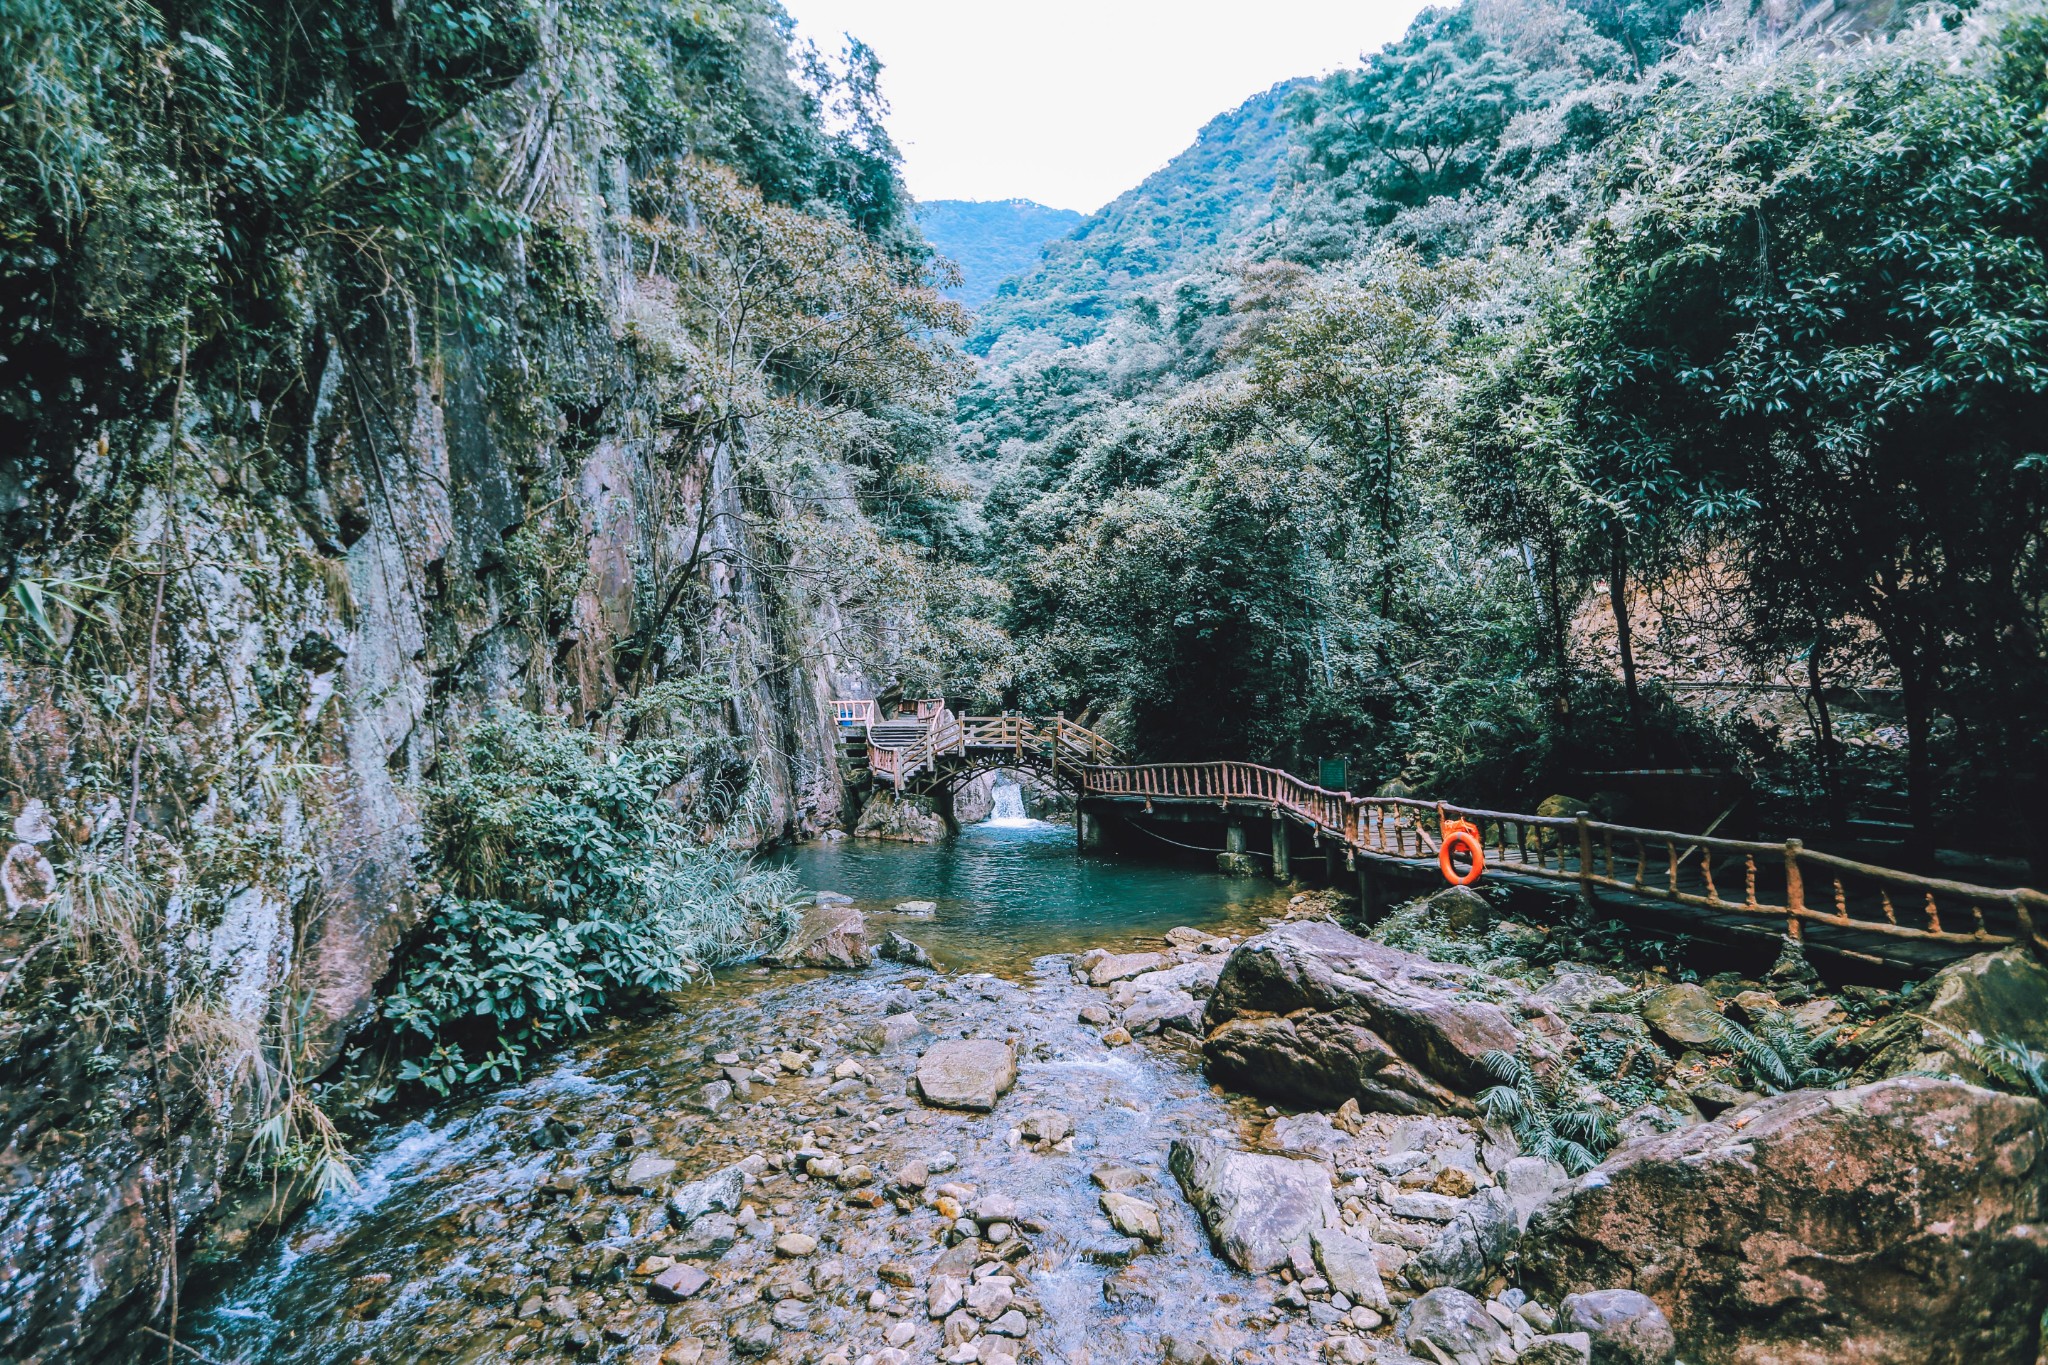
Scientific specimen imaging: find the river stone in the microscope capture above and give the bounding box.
[1402,1287,1508,1364]
[1117,958,1226,1002]
[1311,1224,1389,1310]
[1099,1191,1164,1243]
[858,1011,932,1052]
[986,1309,1028,1337]
[1637,984,1723,1051]
[1264,1111,1346,1162]
[1519,1332,1593,1365]
[895,900,938,917]
[916,1040,1018,1111]
[668,1164,746,1228]
[1536,969,1632,1016]
[1018,1110,1073,1147]
[670,1212,737,1258]
[1558,1290,1674,1365]
[1385,1190,1466,1222]
[964,1278,1014,1317]
[1123,988,1202,1035]
[1523,1075,2048,1364]
[1407,1187,1516,1291]
[1167,1139,1339,1274]
[616,1154,678,1193]
[878,931,936,968]
[1202,922,1533,1116]
[1088,951,1167,986]
[649,1262,710,1301]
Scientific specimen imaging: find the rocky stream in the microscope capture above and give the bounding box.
[181,821,2048,1365]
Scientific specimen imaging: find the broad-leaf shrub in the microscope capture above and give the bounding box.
[382,710,796,1095]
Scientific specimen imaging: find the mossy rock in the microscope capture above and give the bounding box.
[1847,946,2048,1082]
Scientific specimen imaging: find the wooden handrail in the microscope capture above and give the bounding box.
[1075,760,2035,952]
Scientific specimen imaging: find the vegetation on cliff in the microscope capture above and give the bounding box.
[0,0,984,1353]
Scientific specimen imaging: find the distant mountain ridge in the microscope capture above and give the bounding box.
[915,199,1085,306]
[966,78,1311,359]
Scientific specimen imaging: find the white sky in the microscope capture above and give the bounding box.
[779,1,1431,213]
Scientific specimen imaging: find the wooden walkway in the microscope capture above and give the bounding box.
[834,700,2048,971]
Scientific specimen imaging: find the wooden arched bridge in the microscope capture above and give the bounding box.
[835,697,2048,974]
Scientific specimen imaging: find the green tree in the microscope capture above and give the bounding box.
[1555,10,2048,861]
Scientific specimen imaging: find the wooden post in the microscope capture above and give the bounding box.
[1576,813,1596,914]
[1784,839,1805,940]
[1271,815,1291,881]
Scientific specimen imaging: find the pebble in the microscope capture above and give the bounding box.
[774,1233,817,1257]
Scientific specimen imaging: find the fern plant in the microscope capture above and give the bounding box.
[1479,1048,1617,1175]
[1712,1010,1844,1094]
[1921,1021,2048,1101]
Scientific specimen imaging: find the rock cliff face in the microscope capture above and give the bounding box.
[0,18,915,1359]
[0,328,861,1361]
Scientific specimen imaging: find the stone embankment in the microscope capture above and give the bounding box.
[187,886,2048,1365]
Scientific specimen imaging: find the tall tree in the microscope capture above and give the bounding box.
[1556,13,2048,861]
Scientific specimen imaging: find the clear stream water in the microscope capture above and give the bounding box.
[770,815,1284,977]
[179,813,1310,1365]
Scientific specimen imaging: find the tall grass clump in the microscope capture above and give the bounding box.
[381,709,798,1096]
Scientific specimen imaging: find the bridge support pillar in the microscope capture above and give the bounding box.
[1358,862,1385,925]
[1218,820,1257,877]
[932,785,959,837]
[1270,816,1291,881]
[1077,806,1103,852]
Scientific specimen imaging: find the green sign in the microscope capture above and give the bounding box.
[1319,757,1348,791]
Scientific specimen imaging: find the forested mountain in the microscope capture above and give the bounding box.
[915,199,1085,305]
[956,0,2048,876]
[965,80,1311,364]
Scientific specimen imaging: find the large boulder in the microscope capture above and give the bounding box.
[1168,1139,1384,1291]
[1844,946,2048,1083]
[1202,922,1546,1115]
[1522,1075,2048,1364]
[771,899,871,969]
[852,791,947,843]
[1113,957,1225,1003]
[915,1039,1017,1111]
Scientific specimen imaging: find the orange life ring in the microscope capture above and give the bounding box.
[1439,819,1486,886]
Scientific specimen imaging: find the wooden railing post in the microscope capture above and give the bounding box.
[1783,839,1805,940]
[1576,814,1594,907]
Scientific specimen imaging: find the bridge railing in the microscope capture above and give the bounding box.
[834,699,879,727]
[1079,762,2046,954]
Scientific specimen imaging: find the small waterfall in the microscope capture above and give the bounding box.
[985,780,1036,827]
